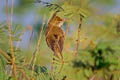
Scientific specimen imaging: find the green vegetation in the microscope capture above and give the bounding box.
[0,0,120,80]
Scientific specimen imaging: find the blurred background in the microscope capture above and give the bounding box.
[0,0,120,80]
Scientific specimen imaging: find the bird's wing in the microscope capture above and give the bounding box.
[46,36,55,51]
[58,34,64,53]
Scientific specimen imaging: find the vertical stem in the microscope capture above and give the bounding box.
[46,11,58,37]
[65,19,70,38]
[30,17,46,75]
[28,27,33,50]
[75,17,83,57]
[6,0,17,79]
[11,0,14,25]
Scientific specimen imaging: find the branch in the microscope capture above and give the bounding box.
[29,16,46,75]
[0,48,12,62]
[28,25,33,50]
[65,19,70,39]
[35,0,64,12]
[75,16,83,57]
[6,0,17,79]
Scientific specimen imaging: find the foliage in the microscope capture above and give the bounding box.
[0,0,120,80]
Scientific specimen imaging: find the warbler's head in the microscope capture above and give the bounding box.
[49,16,64,27]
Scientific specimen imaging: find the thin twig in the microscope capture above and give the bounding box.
[11,0,14,26]
[28,26,33,50]
[6,0,17,79]
[35,0,64,12]
[75,16,83,57]
[30,16,46,75]
[65,19,70,39]
[45,11,58,37]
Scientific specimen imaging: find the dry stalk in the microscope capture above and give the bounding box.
[45,11,58,37]
[6,0,17,79]
[75,16,83,57]
[30,16,46,75]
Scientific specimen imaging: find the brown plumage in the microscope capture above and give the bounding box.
[45,15,65,59]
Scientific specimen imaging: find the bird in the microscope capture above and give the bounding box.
[45,14,65,60]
